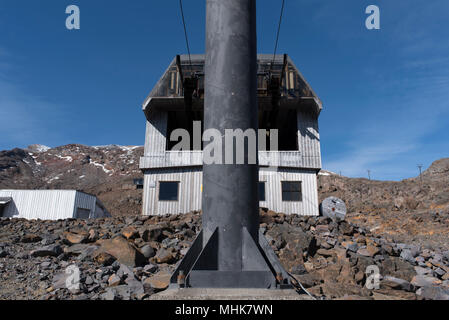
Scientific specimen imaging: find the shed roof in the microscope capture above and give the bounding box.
[142,54,322,117]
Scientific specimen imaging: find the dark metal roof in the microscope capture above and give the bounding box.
[142,54,322,117]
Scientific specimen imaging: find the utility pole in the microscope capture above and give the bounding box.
[367,170,371,180]
[169,0,291,289]
[417,164,423,187]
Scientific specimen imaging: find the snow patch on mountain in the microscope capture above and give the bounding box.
[56,155,73,162]
[89,159,113,175]
[319,170,337,176]
[28,144,51,153]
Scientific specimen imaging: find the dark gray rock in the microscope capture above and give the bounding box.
[338,221,354,236]
[433,253,443,262]
[382,276,414,292]
[343,242,358,253]
[140,245,155,259]
[111,260,121,271]
[52,272,69,290]
[101,288,116,300]
[73,293,88,300]
[291,264,307,275]
[374,254,385,262]
[411,275,441,288]
[143,264,158,274]
[125,277,144,297]
[31,244,63,257]
[85,276,94,286]
[434,268,446,277]
[162,238,179,248]
[409,246,420,258]
[154,248,177,264]
[102,285,132,300]
[64,244,96,256]
[400,249,416,265]
[40,234,58,246]
[414,266,432,276]
[118,264,135,278]
[326,238,337,247]
[293,274,317,288]
[21,234,42,243]
[443,251,449,262]
[416,286,449,300]
[415,256,425,265]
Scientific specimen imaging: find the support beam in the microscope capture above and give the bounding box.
[170,0,292,289]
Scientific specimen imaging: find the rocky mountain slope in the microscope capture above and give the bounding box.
[0,144,144,216]
[318,159,449,251]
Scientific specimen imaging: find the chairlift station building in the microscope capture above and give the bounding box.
[140,54,322,216]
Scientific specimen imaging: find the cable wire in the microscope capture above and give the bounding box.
[287,271,317,300]
[179,0,193,73]
[270,0,286,74]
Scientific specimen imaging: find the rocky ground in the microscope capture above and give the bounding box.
[1,144,448,300]
[318,158,449,251]
[1,210,448,300]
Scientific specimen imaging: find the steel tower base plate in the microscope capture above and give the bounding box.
[170,227,293,289]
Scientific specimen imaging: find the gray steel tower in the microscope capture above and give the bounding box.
[170,0,291,289]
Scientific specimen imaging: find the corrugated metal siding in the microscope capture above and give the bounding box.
[140,151,203,169]
[297,110,322,169]
[0,190,104,220]
[73,192,96,218]
[142,168,203,216]
[143,111,167,156]
[259,168,319,216]
[141,151,310,169]
[93,204,109,218]
[142,168,318,216]
[259,151,304,168]
[0,190,77,220]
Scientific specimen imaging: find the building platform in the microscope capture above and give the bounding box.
[149,288,314,300]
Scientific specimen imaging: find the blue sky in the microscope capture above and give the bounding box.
[0,0,448,181]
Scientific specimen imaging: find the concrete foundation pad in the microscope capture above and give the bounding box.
[149,288,314,300]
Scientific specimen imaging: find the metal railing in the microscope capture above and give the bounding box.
[139,151,322,169]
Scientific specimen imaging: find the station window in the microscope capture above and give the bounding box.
[259,182,266,202]
[76,208,91,219]
[281,181,302,202]
[159,181,180,201]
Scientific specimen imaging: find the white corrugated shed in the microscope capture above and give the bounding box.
[0,190,111,220]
